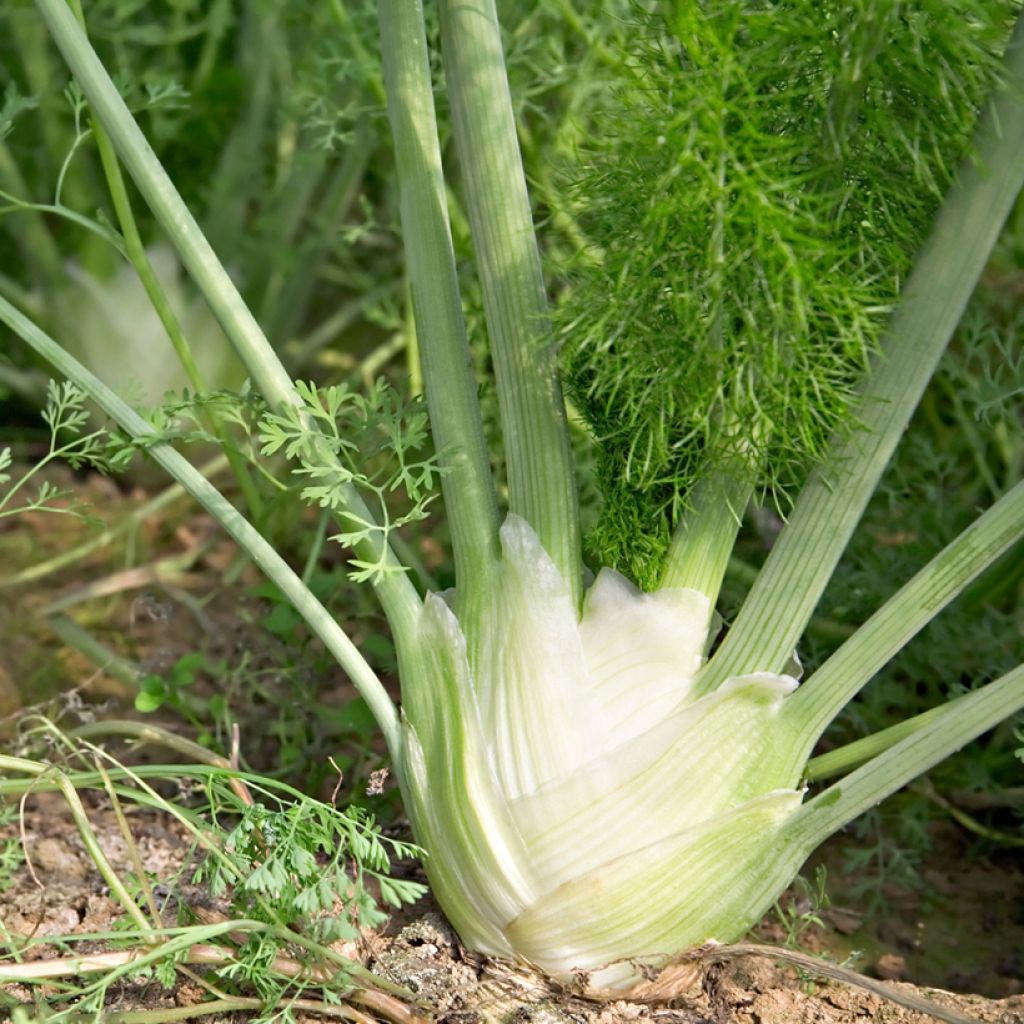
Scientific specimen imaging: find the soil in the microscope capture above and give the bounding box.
[2,467,1023,1022]
[1,789,1022,1023]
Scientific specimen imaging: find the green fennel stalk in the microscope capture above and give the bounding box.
[8,0,1024,987]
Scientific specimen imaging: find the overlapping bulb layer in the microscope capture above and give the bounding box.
[401,517,807,981]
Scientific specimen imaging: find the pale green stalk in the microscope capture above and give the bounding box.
[661,107,741,605]
[660,467,752,608]
[0,295,402,763]
[34,0,420,639]
[781,479,1024,754]
[202,2,278,257]
[699,12,1024,692]
[378,0,500,612]
[658,664,1024,959]
[804,700,957,781]
[789,663,1024,848]
[438,0,582,603]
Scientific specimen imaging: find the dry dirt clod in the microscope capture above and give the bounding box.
[877,953,910,982]
[372,914,481,1016]
[29,836,88,880]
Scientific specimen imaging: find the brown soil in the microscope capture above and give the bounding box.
[2,792,1023,1024]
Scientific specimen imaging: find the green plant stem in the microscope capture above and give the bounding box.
[0,424,107,514]
[438,0,582,603]
[782,479,1024,758]
[70,720,231,768]
[804,700,956,781]
[388,529,438,593]
[698,12,1024,692]
[94,756,164,926]
[727,552,856,643]
[404,278,423,398]
[377,0,500,612]
[33,0,421,639]
[264,123,372,344]
[660,468,751,609]
[301,508,332,584]
[0,296,403,765]
[0,192,125,252]
[788,663,1024,851]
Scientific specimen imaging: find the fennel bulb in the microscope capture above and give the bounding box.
[401,516,807,982]
[58,245,243,410]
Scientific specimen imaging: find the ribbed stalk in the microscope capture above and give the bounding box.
[698,12,1024,692]
[804,699,959,782]
[263,125,371,344]
[782,479,1024,762]
[0,295,403,765]
[660,467,751,611]
[438,0,582,604]
[788,663,1024,850]
[34,0,421,640]
[202,1,277,258]
[377,0,500,613]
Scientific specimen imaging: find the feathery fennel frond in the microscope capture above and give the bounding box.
[559,0,1019,585]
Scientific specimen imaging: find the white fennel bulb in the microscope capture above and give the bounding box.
[401,516,808,984]
[59,246,243,409]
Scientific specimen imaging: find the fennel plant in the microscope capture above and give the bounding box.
[3,0,1024,988]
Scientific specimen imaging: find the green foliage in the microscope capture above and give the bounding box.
[110,383,265,459]
[1,721,427,1021]
[771,865,831,951]
[133,570,395,797]
[557,0,1018,585]
[259,379,444,582]
[134,651,224,716]
[0,379,119,523]
[199,789,425,947]
[839,803,929,914]
[0,84,38,141]
[4,0,1022,988]
[0,0,396,361]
